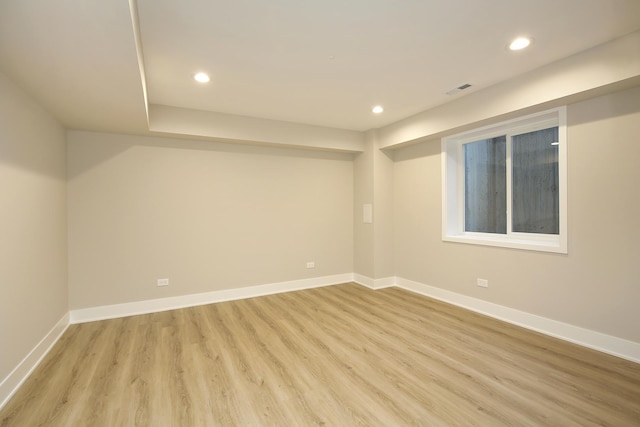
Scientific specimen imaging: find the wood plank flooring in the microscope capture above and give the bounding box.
[1,283,639,426]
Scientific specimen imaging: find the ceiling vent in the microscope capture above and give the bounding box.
[446,83,472,95]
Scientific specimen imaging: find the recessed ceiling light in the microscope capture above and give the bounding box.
[194,72,210,83]
[372,105,384,114]
[509,37,531,51]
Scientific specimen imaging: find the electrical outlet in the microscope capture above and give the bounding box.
[477,278,488,288]
[157,278,169,287]
[306,262,315,269]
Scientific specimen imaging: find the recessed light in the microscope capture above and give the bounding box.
[194,72,210,83]
[509,37,531,51]
[372,105,384,114]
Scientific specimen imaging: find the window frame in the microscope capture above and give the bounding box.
[441,107,567,253]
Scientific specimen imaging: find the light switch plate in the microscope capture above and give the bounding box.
[363,204,373,224]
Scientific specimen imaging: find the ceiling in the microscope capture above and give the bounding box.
[1,0,639,135]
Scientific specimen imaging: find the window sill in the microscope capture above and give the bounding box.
[443,233,567,254]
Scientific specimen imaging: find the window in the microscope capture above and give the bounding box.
[442,107,567,253]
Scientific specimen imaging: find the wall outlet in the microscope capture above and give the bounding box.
[477,278,488,288]
[157,278,169,287]
[306,262,315,269]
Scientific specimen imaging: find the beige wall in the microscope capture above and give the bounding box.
[353,131,375,278]
[373,134,394,279]
[0,72,68,380]
[353,130,394,281]
[392,85,640,343]
[67,131,354,309]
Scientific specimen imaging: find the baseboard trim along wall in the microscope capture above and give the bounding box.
[394,277,640,364]
[0,312,70,410]
[353,274,395,290]
[69,273,353,324]
[353,273,375,288]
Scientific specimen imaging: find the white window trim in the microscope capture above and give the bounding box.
[441,106,567,254]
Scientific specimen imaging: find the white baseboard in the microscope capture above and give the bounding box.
[0,312,70,410]
[353,274,395,290]
[373,276,396,289]
[70,273,354,324]
[395,277,640,364]
[86,272,632,363]
[353,273,375,289]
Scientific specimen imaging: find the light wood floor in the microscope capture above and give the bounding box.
[2,283,639,426]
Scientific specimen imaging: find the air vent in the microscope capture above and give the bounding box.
[446,83,473,95]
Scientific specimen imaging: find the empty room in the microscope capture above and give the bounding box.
[1,0,640,425]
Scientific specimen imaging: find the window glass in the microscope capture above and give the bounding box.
[511,127,559,234]
[464,136,506,234]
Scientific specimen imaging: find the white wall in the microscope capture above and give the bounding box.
[392,86,640,343]
[67,131,354,309]
[0,72,68,382]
